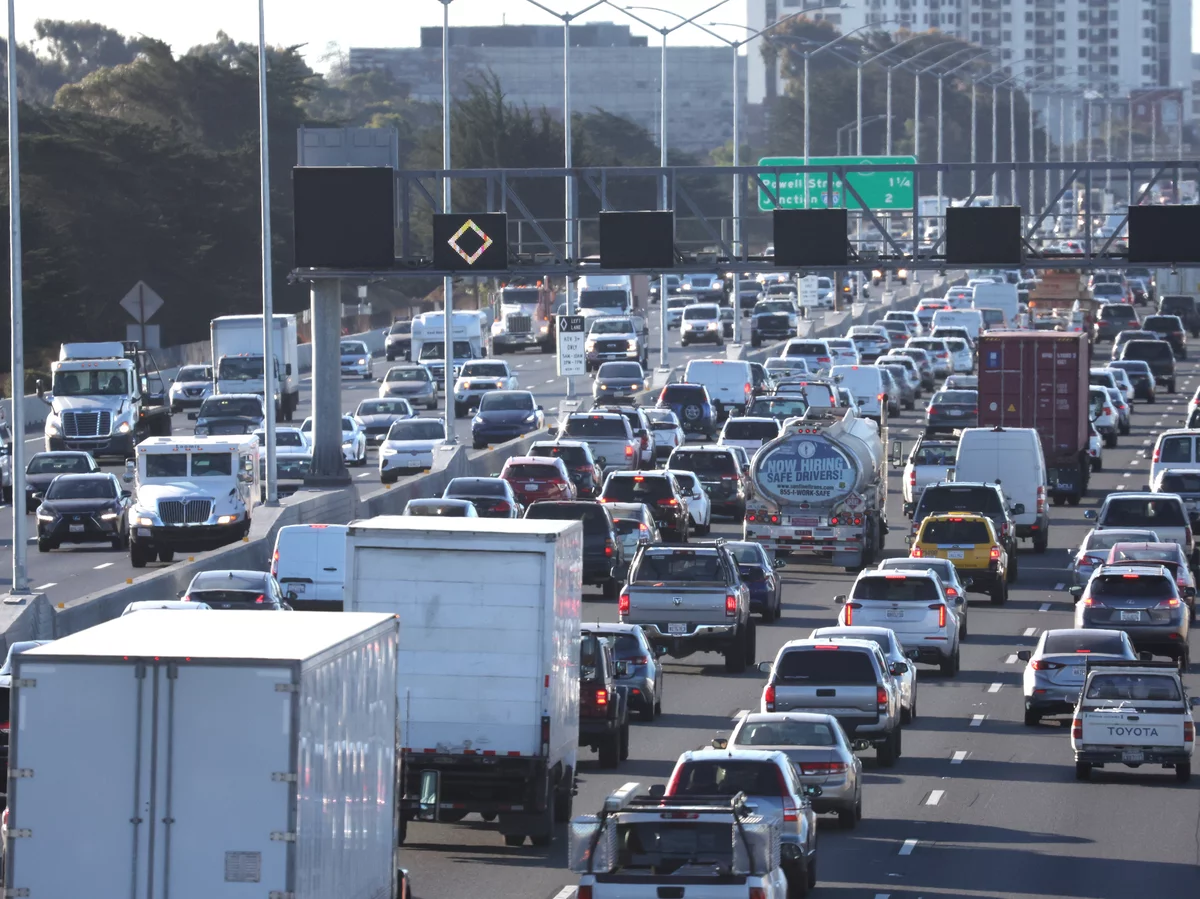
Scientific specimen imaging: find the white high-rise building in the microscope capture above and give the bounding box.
[746,0,1192,130]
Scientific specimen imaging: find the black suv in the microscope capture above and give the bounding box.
[600,471,691,540]
[1158,295,1200,337]
[578,633,630,768]
[524,500,627,598]
[912,481,1022,582]
[1093,303,1139,343]
[1141,315,1188,359]
[1119,339,1177,393]
[666,445,750,518]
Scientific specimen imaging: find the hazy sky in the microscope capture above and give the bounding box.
[9,0,1200,71]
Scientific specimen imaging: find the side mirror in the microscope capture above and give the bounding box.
[187,412,199,421]
[614,660,630,678]
[1068,586,1084,600]
[1140,651,1155,662]
[904,534,913,545]
[1011,503,1025,515]
[773,558,786,569]
[890,662,909,675]
[904,649,920,661]
[538,405,545,412]
[121,490,132,499]
[833,594,847,604]
[237,471,254,484]
[1083,510,1097,520]
[286,590,298,602]
[1190,696,1200,709]
[711,737,729,750]
[1016,650,1032,661]
[648,784,666,799]
[416,770,440,822]
[801,784,823,799]
[35,378,45,399]
[963,578,974,588]
[285,363,293,376]
[756,661,773,675]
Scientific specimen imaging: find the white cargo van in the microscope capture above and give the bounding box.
[931,309,985,340]
[271,523,349,610]
[829,364,888,423]
[971,281,1020,325]
[683,359,754,421]
[954,427,1050,551]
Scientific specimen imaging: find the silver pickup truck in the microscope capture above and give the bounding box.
[558,412,640,473]
[758,638,904,767]
[619,542,754,673]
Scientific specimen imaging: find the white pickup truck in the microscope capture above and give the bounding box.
[1072,660,1197,783]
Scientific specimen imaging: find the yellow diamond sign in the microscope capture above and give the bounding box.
[447,218,493,265]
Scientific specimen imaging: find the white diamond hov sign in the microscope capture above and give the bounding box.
[556,315,587,377]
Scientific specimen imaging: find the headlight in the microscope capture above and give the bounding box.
[706,322,719,330]
[100,511,119,520]
[539,323,549,333]
[473,416,484,425]
[524,412,539,423]
[117,421,132,434]
[217,514,239,525]
[585,340,596,350]
[36,511,55,522]
[358,358,367,365]
[45,420,60,436]
[381,447,398,456]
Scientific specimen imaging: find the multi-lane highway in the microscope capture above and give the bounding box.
[397,336,1200,899]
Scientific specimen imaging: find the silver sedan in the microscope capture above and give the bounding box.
[1018,627,1138,726]
[809,625,918,724]
[718,712,863,828]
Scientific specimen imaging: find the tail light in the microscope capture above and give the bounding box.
[749,889,767,899]
[909,470,916,488]
[180,595,192,602]
[0,721,8,735]
[618,589,630,615]
[927,406,937,415]
[945,587,958,598]
[1036,485,1045,515]
[844,601,861,625]
[1185,721,1194,743]
[270,549,279,576]
[1103,407,1112,416]
[876,686,889,709]
[800,761,848,775]
[911,546,924,558]
[656,498,679,506]
[1153,447,1161,462]
[1156,597,1181,608]
[594,688,608,707]
[764,683,776,711]
[877,393,886,402]
[605,538,615,557]
[1072,718,1083,740]
[725,594,738,616]
[493,501,510,513]
[1031,659,1063,670]
[628,655,649,665]
[930,603,946,628]
[1081,596,1102,607]
[817,356,830,363]
[625,445,634,458]
[254,594,266,604]
[776,767,799,822]
[1187,526,1194,546]
[990,546,1002,561]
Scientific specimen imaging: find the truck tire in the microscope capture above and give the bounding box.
[990,579,1007,605]
[751,335,762,348]
[397,815,407,846]
[603,577,619,601]
[1175,761,1191,783]
[598,731,621,769]
[785,859,810,898]
[876,730,898,768]
[554,769,574,821]
[158,549,175,563]
[503,834,526,847]
[619,721,630,761]
[1033,530,1049,553]
[1104,433,1117,449]
[1008,551,1019,583]
[723,625,749,674]
[529,796,555,848]
[130,542,150,568]
[1075,762,1091,781]
[939,648,959,677]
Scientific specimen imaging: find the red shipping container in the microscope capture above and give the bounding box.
[976,331,1089,459]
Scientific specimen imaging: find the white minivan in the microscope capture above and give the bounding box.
[271,523,349,609]
[682,359,755,421]
[954,427,1050,552]
[830,364,888,423]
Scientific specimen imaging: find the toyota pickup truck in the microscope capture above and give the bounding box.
[1072,660,1197,783]
[579,632,631,770]
[619,542,754,673]
[558,412,640,474]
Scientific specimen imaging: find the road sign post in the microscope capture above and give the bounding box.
[757,156,916,211]
[556,315,586,377]
[119,280,165,348]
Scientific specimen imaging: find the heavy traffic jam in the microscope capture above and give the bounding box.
[3,265,1199,899]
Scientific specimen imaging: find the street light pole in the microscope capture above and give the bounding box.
[1009,85,1017,205]
[8,0,27,594]
[257,0,278,506]
[440,0,456,444]
[852,34,926,157]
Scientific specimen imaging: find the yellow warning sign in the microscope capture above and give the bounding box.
[1007,403,1016,412]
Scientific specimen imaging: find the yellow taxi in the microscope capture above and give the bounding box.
[908,512,1009,604]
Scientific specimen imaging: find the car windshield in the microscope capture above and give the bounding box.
[724,420,780,440]
[669,451,736,475]
[1110,360,1152,375]
[1043,632,1128,655]
[633,549,722,582]
[604,476,672,502]
[920,519,991,544]
[52,369,129,396]
[1122,342,1173,361]
[177,366,210,382]
[736,720,836,747]
[460,363,509,378]
[1102,499,1186,528]
[757,301,793,314]
[598,363,643,378]
[670,760,784,797]
[387,420,445,441]
[217,357,266,380]
[201,398,261,418]
[28,455,92,475]
[579,289,628,310]
[358,400,410,416]
[386,368,429,382]
[563,416,626,438]
[933,391,976,405]
[341,342,367,355]
[191,453,233,477]
[389,321,412,335]
[276,431,305,447]
[274,457,311,478]
[1086,673,1181,701]
[775,649,877,683]
[1159,472,1200,493]
[683,306,718,321]
[45,477,115,500]
[479,392,534,412]
[917,486,1004,517]
[590,319,634,335]
[1090,573,1174,599]
[725,543,766,565]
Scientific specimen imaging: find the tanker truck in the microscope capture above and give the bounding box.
[743,409,887,571]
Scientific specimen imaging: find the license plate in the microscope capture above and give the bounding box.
[526,483,539,491]
[289,583,306,594]
[137,528,151,537]
[1122,749,1144,763]
[948,550,965,559]
[69,524,84,533]
[948,409,963,416]
[668,623,687,635]
[1120,610,1141,621]
[886,609,904,619]
[791,517,819,526]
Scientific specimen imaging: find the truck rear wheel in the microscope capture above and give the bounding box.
[724,625,749,674]
[1175,761,1191,783]
[529,797,555,848]
[554,769,574,821]
[1075,762,1091,781]
[598,732,621,769]
[619,722,630,761]
[876,730,898,768]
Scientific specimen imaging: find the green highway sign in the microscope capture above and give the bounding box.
[757,156,916,212]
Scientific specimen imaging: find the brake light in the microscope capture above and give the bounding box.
[927,406,937,415]
[911,546,924,558]
[1031,659,1063,671]
[656,498,678,506]
[180,595,191,603]
[945,587,958,597]
[990,546,1002,561]
[1156,597,1182,608]
[618,589,630,615]
[1103,407,1112,416]
[595,688,609,707]
[776,767,799,822]
[1036,485,1045,515]
[749,889,767,899]
[800,761,849,775]
[764,683,776,711]
[876,686,888,708]
[604,540,613,557]
[931,603,946,628]
[725,594,738,616]
[1072,718,1083,740]
[817,356,830,363]
[628,655,649,665]
[909,470,916,487]
[492,501,510,513]
[1153,447,1161,463]
[625,445,634,457]
[0,721,7,735]
[255,594,265,604]
[1185,721,1194,743]
[844,601,860,625]
[877,392,886,402]
[270,549,279,576]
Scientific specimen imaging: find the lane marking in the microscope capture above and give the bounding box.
[32,582,56,590]
[1005,654,1018,664]
[925,790,944,806]
[94,562,114,570]
[1142,439,1152,445]
[951,750,967,764]
[971,714,985,727]
[898,838,918,856]
[987,682,1002,693]
[1116,485,1126,491]
[1023,626,1038,637]
[550,887,577,899]
[1053,583,1064,591]
[1039,602,1052,612]
[1122,472,1131,477]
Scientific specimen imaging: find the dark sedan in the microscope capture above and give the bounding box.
[1141,315,1188,359]
[524,500,626,598]
[35,473,131,552]
[25,451,99,513]
[727,540,784,622]
[189,394,266,436]
[470,390,545,450]
[182,569,292,609]
[925,389,978,430]
[593,361,647,403]
[1093,304,1139,343]
[1108,359,1156,402]
[442,476,524,518]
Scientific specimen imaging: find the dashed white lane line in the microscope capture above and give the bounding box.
[925,790,944,806]
[987,682,1002,693]
[1039,602,1052,611]
[550,887,577,899]
[1142,439,1152,445]
[898,838,918,856]
[1053,583,1064,591]
[951,750,968,764]
[1117,485,1127,490]
[1023,626,1038,637]
[1122,472,1132,477]
[94,562,114,570]
[1006,654,1019,664]
[971,714,986,727]
[874,894,891,899]
[32,583,56,590]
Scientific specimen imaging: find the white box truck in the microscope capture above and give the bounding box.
[343,517,582,848]
[210,314,300,420]
[5,611,405,899]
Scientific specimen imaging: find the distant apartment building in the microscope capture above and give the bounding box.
[350,24,747,157]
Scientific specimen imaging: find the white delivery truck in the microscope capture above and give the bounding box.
[409,311,485,387]
[4,611,406,899]
[971,281,1020,327]
[343,516,582,847]
[210,314,300,420]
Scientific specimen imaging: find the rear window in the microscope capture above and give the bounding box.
[1143,317,1181,331]
[670,451,736,475]
[1086,674,1181,701]
[917,486,1003,516]
[633,549,722,582]
[191,590,274,609]
[750,398,809,419]
[525,503,609,534]
[1043,632,1128,655]
[660,385,708,405]
[603,475,672,503]
[1161,297,1195,313]
[504,463,560,480]
[530,444,588,466]
[1122,341,1174,361]
[446,478,507,497]
[724,420,780,440]
[774,648,877,684]
[1099,306,1136,321]
[913,444,956,466]
[1159,471,1200,493]
[1090,573,1175,599]
[735,719,836,747]
[851,576,941,602]
[1157,436,1194,464]
[563,417,627,438]
[670,761,786,797]
[933,391,976,404]
[786,343,828,356]
[1102,498,1186,528]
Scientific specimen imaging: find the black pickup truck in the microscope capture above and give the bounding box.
[579,633,630,769]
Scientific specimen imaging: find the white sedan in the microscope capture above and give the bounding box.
[252,427,310,457]
[667,468,711,536]
[379,418,448,483]
[300,415,368,467]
